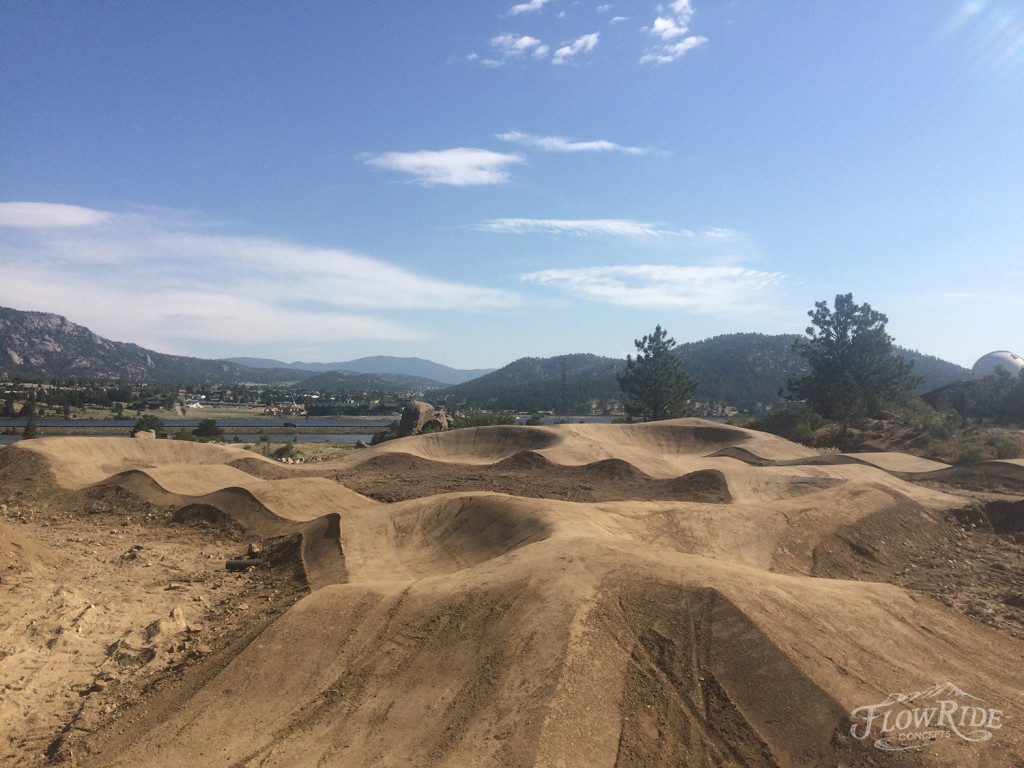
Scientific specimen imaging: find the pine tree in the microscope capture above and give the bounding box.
[617,325,698,420]
[22,412,37,440]
[787,293,920,432]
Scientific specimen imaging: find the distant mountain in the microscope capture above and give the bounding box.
[292,370,447,392]
[0,306,295,385]
[1,306,971,413]
[435,334,971,416]
[435,353,623,414]
[224,355,492,385]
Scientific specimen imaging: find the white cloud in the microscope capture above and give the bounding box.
[642,0,706,63]
[0,202,113,228]
[610,16,629,24]
[477,218,687,236]
[0,205,523,355]
[492,33,546,57]
[508,0,551,15]
[640,35,707,64]
[496,130,647,154]
[363,148,525,186]
[552,32,600,64]
[651,16,686,40]
[520,265,783,311]
[481,33,551,64]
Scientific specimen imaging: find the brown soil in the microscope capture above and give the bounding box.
[1,421,1022,767]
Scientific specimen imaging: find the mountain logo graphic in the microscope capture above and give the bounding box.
[850,682,1004,751]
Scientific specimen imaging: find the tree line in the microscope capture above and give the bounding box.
[619,293,1022,449]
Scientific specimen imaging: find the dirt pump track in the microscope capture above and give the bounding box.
[1,419,1023,767]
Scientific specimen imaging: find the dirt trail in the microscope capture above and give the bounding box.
[0,420,1021,767]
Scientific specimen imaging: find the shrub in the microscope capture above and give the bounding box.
[452,410,516,429]
[994,438,1023,460]
[273,442,298,460]
[193,419,223,440]
[955,447,982,465]
[131,414,164,437]
[370,420,400,445]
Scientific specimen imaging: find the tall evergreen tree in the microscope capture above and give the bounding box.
[787,293,920,431]
[617,325,698,420]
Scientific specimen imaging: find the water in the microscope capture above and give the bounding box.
[229,434,374,444]
[1,433,377,445]
[0,418,394,428]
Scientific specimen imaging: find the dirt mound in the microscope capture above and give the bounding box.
[14,436,257,489]
[663,468,733,503]
[3,424,1023,767]
[0,441,64,507]
[228,454,293,479]
[0,519,58,573]
[579,456,647,480]
[331,451,735,504]
[913,459,1024,494]
[349,450,451,475]
[493,449,558,470]
[369,423,559,464]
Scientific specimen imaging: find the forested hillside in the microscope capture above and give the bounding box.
[434,354,623,415]
[436,334,971,416]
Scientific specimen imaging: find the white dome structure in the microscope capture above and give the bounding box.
[972,350,1024,379]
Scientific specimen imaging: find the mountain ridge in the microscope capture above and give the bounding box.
[0,305,971,415]
[223,355,492,385]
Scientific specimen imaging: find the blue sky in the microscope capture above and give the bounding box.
[2,1,1022,370]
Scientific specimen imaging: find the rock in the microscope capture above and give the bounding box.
[356,440,369,449]
[170,605,189,629]
[398,401,450,437]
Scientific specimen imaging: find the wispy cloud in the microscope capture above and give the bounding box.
[0,205,523,355]
[521,264,783,311]
[477,218,687,236]
[641,0,707,63]
[508,0,552,15]
[363,148,525,186]
[553,32,600,64]
[0,202,114,228]
[496,130,648,155]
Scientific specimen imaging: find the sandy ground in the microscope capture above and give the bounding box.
[1,419,1022,767]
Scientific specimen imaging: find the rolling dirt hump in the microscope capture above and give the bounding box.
[3,421,1023,767]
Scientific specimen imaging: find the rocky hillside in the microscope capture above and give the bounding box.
[0,307,293,385]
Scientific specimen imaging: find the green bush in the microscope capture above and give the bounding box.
[193,418,223,440]
[370,420,400,445]
[452,410,516,429]
[955,447,982,465]
[273,442,298,460]
[131,414,165,437]
[994,438,1023,460]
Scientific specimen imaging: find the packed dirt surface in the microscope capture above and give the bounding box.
[1,420,1022,767]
